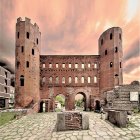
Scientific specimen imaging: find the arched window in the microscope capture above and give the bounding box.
[88,77,91,83]
[88,63,91,68]
[94,63,97,68]
[36,38,38,44]
[42,77,46,85]
[21,46,24,52]
[120,62,122,68]
[43,63,45,68]
[110,62,113,67]
[20,75,24,86]
[69,63,72,68]
[56,77,59,84]
[94,76,97,83]
[110,33,113,40]
[26,32,30,39]
[105,50,107,55]
[32,49,34,55]
[62,77,65,83]
[115,47,118,53]
[75,77,78,83]
[119,34,121,40]
[17,32,19,38]
[56,63,58,68]
[49,63,52,68]
[69,77,72,83]
[49,77,52,83]
[26,61,29,68]
[81,63,84,69]
[75,63,78,68]
[81,77,84,83]
[62,63,65,68]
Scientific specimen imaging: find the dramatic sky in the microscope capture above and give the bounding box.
[0,0,140,84]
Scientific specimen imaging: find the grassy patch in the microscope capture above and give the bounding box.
[0,112,16,126]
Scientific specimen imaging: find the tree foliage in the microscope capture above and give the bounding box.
[55,95,65,107]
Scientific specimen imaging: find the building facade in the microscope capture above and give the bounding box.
[15,17,123,112]
[0,66,11,108]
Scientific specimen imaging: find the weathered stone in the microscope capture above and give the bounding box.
[82,114,89,130]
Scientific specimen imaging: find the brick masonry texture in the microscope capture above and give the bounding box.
[15,17,124,112]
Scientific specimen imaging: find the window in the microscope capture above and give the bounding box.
[5,87,7,93]
[5,79,7,85]
[88,63,91,68]
[36,38,38,44]
[94,63,97,69]
[26,61,29,68]
[62,63,65,68]
[56,63,58,68]
[94,76,97,83]
[20,75,24,86]
[115,47,118,53]
[75,63,78,68]
[17,61,20,69]
[119,34,121,40]
[5,72,7,78]
[75,77,78,83]
[26,32,30,39]
[17,32,19,38]
[21,46,24,52]
[43,63,45,68]
[120,62,122,68]
[56,77,59,84]
[69,77,72,83]
[88,77,91,83]
[81,77,84,83]
[110,62,113,67]
[110,33,113,40]
[42,77,46,83]
[49,77,52,83]
[101,39,103,45]
[81,63,84,69]
[62,77,65,83]
[49,63,52,68]
[69,63,72,68]
[105,50,107,55]
[32,49,34,55]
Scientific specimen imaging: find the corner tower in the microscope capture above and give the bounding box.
[99,27,123,95]
[15,17,41,109]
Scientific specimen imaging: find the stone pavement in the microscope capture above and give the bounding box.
[0,112,140,140]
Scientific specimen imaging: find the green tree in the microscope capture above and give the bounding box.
[55,95,65,107]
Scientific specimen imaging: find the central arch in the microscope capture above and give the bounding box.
[75,92,87,111]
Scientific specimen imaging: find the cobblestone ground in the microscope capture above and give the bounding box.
[0,112,140,140]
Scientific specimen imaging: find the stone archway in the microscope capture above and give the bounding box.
[54,94,65,112]
[75,92,87,111]
[95,100,101,112]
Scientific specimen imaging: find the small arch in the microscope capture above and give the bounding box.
[55,94,65,111]
[119,33,121,40]
[62,77,65,83]
[20,75,24,86]
[69,76,72,83]
[32,49,34,55]
[21,46,24,52]
[88,76,91,83]
[62,63,65,68]
[110,62,113,68]
[56,77,59,84]
[75,63,78,68]
[95,100,101,112]
[120,62,122,68]
[110,33,113,40]
[39,101,45,112]
[75,77,78,83]
[69,63,72,68]
[115,47,118,53]
[81,63,84,69]
[49,63,52,68]
[81,77,84,83]
[43,63,45,68]
[17,32,20,38]
[26,61,29,68]
[26,32,30,39]
[49,77,52,83]
[105,50,107,55]
[36,38,38,44]
[16,61,20,69]
[94,76,97,83]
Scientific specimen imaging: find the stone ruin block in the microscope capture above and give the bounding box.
[57,111,89,131]
[108,110,128,127]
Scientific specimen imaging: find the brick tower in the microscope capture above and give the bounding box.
[15,17,41,109]
[99,27,123,95]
